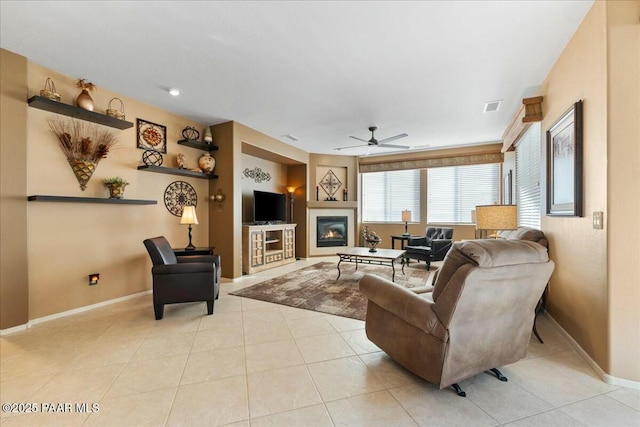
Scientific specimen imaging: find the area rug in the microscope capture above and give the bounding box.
[230,261,434,320]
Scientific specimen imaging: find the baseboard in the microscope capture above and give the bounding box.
[0,290,151,336]
[545,312,640,390]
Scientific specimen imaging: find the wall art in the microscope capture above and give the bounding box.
[546,100,583,216]
[319,169,342,201]
[137,118,167,153]
[164,181,197,216]
[243,167,271,183]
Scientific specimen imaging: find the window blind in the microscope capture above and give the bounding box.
[362,169,421,222]
[427,164,500,223]
[515,123,542,228]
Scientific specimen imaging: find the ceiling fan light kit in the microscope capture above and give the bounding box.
[336,126,409,151]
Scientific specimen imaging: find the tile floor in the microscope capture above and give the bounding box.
[1,258,638,426]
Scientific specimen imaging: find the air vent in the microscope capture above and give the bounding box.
[281,134,299,142]
[484,100,502,113]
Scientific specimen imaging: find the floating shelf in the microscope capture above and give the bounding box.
[28,195,157,205]
[137,165,218,180]
[28,96,134,130]
[177,139,219,152]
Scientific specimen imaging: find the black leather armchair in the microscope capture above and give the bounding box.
[143,236,221,320]
[404,227,454,268]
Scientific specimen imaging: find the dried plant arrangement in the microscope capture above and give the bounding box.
[76,78,96,92]
[49,118,118,190]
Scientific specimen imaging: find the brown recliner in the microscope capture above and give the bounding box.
[143,236,221,320]
[359,239,554,396]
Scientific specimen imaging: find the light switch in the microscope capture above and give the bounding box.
[593,211,603,229]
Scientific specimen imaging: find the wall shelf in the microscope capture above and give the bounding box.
[177,139,219,152]
[28,195,157,205]
[28,96,134,130]
[137,165,218,180]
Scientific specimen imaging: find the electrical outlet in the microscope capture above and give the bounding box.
[593,211,603,229]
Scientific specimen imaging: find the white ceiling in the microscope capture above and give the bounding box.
[0,1,593,156]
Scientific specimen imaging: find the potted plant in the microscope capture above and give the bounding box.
[103,177,129,199]
[76,78,96,111]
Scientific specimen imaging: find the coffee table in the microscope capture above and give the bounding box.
[336,247,406,282]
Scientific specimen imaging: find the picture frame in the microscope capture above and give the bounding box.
[137,118,167,153]
[503,169,513,205]
[546,100,583,216]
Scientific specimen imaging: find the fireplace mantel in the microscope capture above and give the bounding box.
[307,201,357,209]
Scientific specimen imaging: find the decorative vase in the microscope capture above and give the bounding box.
[76,89,94,111]
[105,183,128,199]
[203,127,213,143]
[366,238,381,253]
[67,159,97,191]
[198,152,216,173]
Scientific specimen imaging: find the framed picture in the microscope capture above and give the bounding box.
[137,118,167,153]
[503,169,513,205]
[546,100,583,216]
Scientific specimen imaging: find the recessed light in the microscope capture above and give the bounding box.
[484,100,502,113]
[169,88,180,96]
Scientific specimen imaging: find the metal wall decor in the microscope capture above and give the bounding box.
[319,169,342,201]
[137,118,167,153]
[243,167,271,183]
[181,126,200,141]
[142,150,163,166]
[164,181,197,216]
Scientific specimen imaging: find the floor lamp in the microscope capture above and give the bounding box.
[287,187,295,224]
[475,205,517,238]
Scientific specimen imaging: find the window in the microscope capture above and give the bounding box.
[515,123,542,228]
[427,163,500,223]
[362,169,421,222]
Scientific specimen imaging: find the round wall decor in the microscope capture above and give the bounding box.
[164,181,197,216]
[142,150,163,166]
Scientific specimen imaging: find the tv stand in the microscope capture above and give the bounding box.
[243,223,296,274]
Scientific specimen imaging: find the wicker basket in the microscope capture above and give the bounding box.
[106,97,126,120]
[39,78,61,101]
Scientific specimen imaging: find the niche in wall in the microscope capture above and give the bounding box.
[241,153,287,223]
[316,165,347,201]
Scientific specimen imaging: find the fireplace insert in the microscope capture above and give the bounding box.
[317,216,348,247]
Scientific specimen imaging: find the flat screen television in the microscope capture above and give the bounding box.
[253,190,286,224]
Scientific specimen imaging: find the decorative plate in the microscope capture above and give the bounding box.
[164,181,197,216]
[137,118,167,153]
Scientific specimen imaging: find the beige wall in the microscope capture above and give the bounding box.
[540,0,640,382]
[0,49,29,329]
[16,59,211,320]
[540,0,609,373]
[606,0,640,381]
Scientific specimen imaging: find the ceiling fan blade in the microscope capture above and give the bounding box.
[334,143,369,151]
[349,136,369,143]
[377,133,408,144]
[379,143,411,149]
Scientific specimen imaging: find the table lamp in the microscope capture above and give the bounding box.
[180,205,199,250]
[475,205,517,238]
[401,210,412,235]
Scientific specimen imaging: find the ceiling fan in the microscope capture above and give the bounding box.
[335,126,409,151]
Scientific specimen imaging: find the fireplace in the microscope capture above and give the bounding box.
[317,216,348,247]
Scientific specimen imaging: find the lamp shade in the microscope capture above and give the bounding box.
[401,210,412,222]
[475,205,516,231]
[180,206,199,225]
